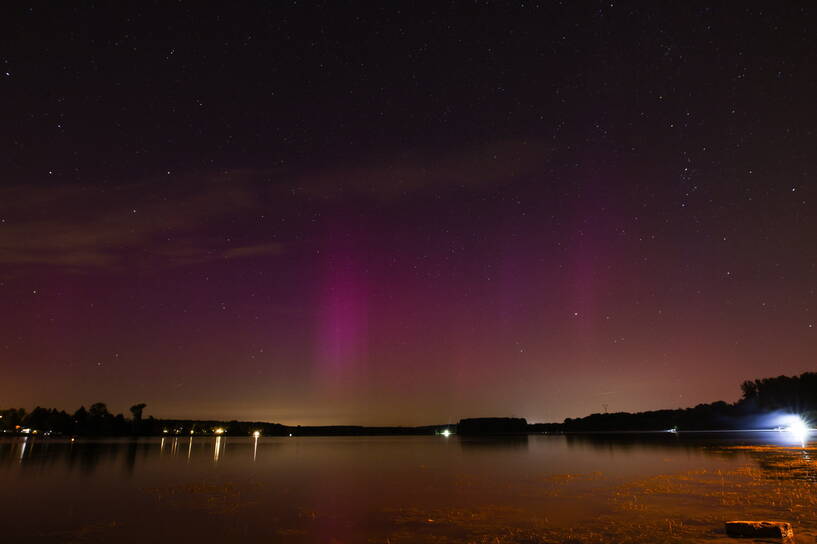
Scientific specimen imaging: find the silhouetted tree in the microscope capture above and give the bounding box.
[23,406,50,429]
[129,403,147,433]
[741,380,758,400]
[736,373,817,412]
[113,413,127,434]
[83,403,113,435]
[22,407,72,433]
[0,408,26,430]
[129,403,146,421]
[554,372,817,432]
[73,406,88,434]
[89,402,109,418]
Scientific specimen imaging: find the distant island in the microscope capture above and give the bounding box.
[2,372,815,437]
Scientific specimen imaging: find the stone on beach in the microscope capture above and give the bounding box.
[724,520,794,540]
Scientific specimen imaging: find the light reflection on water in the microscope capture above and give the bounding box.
[214,435,223,462]
[0,433,813,542]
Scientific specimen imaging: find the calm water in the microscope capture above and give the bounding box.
[0,433,809,543]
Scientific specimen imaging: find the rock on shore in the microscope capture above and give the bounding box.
[724,520,793,540]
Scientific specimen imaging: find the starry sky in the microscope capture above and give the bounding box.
[2,3,816,425]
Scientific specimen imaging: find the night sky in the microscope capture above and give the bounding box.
[2,3,816,425]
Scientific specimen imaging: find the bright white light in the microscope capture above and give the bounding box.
[214,428,225,435]
[441,429,451,437]
[784,417,810,445]
[252,431,261,438]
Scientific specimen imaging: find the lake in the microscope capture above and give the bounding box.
[2,433,815,543]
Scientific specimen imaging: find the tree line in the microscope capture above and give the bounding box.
[0,403,442,436]
[532,372,817,432]
[3,373,816,436]
[0,402,149,435]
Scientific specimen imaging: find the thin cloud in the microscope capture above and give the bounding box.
[1,139,545,271]
[288,139,549,200]
[222,243,283,259]
[0,172,275,270]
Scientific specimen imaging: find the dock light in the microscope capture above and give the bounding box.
[190,429,195,435]
[252,430,261,438]
[162,429,168,434]
[441,429,451,437]
[214,428,225,435]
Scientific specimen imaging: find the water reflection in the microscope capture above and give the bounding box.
[2,433,814,479]
[562,430,809,452]
[1,436,274,472]
[459,435,529,451]
[213,435,224,462]
[125,441,137,474]
[3,434,817,542]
